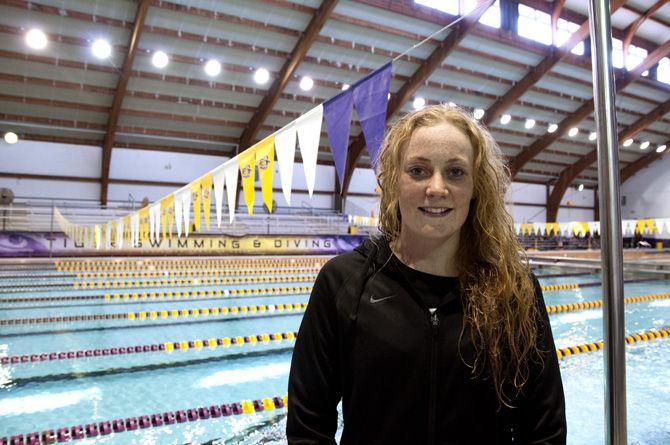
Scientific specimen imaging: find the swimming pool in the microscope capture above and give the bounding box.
[1,258,668,444]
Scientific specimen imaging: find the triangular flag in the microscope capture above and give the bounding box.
[351,61,391,166]
[179,187,192,237]
[296,104,323,198]
[161,195,174,240]
[149,202,161,243]
[323,92,354,188]
[223,158,239,223]
[173,191,183,238]
[94,225,101,250]
[587,221,600,236]
[123,215,131,245]
[201,173,213,230]
[131,213,140,247]
[239,148,257,215]
[213,166,226,228]
[116,218,124,249]
[275,123,297,205]
[191,179,202,232]
[105,223,111,250]
[139,207,149,243]
[256,135,275,212]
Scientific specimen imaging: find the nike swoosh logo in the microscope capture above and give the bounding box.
[369,294,395,304]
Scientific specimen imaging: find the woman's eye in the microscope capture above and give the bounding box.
[408,167,426,177]
[448,168,465,178]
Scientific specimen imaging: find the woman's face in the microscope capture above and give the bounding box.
[397,122,475,244]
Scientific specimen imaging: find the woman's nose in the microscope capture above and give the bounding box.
[426,173,448,197]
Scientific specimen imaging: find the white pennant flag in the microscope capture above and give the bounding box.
[656,218,670,235]
[149,203,161,243]
[115,218,124,249]
[622,219,635,236]
[587,221,600,236]
[514,223,521,235]
[173,190,183,238]
[105,223,111,250]
[131,213,140,247]
[213,166,226,228]
[296,104,323,197]
[179,187,192,237]
[533,222,545,235]
[223,158,239,223]
[558,222,571,236]
[275,123,297,205]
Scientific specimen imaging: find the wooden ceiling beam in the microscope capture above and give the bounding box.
[620,140,670,183]
[623,0,669,67]
[481,0,625,126]
[546,99,670,221]
[238,0,338,149]
[340,0,495,201]
[99,0,151,206]
[509,40,670,178]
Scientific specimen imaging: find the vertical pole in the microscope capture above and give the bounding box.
[587,1,627,444]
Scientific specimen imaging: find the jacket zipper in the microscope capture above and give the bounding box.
[428,311,439,445]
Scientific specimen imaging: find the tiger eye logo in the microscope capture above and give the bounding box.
[241,164,252,179]
[202,188,210,200]
[257,155,269,171]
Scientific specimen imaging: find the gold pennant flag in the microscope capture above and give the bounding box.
[191,179,202,232]
[139,207,149,242]
[161,195,174,240]
[200,173,213,229]
[123,215,131,244]
[238,148,257,215]
[255,135,275,213]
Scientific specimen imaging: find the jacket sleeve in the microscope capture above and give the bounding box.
[521,274,567,444]
[287,260,343,444]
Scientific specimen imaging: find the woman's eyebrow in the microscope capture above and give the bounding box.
[406,155,468,163]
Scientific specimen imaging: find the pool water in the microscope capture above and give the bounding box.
[1,260,669,444]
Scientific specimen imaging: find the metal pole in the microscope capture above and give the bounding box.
[586,1,627,444]
[49,200,55,257]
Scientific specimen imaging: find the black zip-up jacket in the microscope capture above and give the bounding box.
[287,237,566,444]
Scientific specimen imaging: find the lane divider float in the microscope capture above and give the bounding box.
[546,292,670,314]
[74,266,321,279]
[72,273,317,289]
[1,394,289,445]
[0,301,308,325]
[556,326,669,359]
[1,330,298,365]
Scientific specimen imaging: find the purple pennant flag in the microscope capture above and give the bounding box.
[352,62,392,167]
[323,90,354,188]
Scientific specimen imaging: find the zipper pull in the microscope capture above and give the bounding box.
[431,311,439,336]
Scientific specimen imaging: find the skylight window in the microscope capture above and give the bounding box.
[414,0,500,28]
[626,44,647,71]
[555,18,584,55]
[612,38,624,69]
[658,57,670,85]
[518,4,552,46]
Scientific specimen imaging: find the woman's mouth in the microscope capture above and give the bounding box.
[418,207,452,216]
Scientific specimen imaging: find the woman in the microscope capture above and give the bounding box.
[287,104,566,444]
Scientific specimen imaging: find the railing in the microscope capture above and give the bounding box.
[0,201,359,236]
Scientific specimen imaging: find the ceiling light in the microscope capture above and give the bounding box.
[623,138,633,147]
[656,144,666,153]
[639,141,650,150]
[204,59,221,77]
[547,123,558,133]
[151,51,169,69]
[578,184,584,192]
[299,76,313,91]
[524,119,535,129]
[341,83,350,91]
[473,108,485,120]
[25,28,47,50]
[4,132,18,144]
[412,97,425,109]
[589,132,597,141]
[500,114,511,125]
[91,39,112,59]
[568,127,579,137]
[254,68,270,85]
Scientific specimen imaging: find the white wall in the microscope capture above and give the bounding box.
[621,154,670,219]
